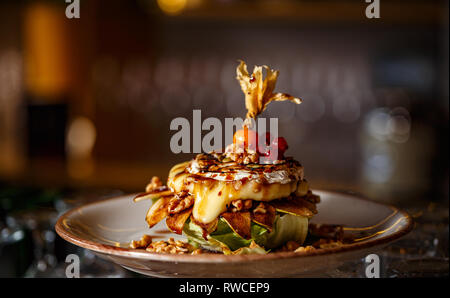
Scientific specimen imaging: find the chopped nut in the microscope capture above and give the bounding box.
[286,241,300,251]
[230,199,253,212]
[231,200,243,210]
[312,239,344,249]
[276,241,301,252]
[276,241,316,253]
[244,199,253,209]
[144,238,199,254]
[294,245,316,253]
[168,194,195,214]
[253,202,267,214]
[145,176,163,192]
[224,144,260,165]
[130,234,152,249]
[192,248,205,255]
[233,180,243,191]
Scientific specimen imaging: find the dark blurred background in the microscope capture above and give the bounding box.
[0,0,448,277]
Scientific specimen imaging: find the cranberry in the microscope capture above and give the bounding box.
[257,132,273,155]
[271,137,288,157]
[258,145,271,156]
[263,132,273,145]
[258,148,273,163]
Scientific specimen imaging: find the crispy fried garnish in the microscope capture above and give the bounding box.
[236,60,302,122]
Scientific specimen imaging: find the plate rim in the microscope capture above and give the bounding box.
[55,190,413,263]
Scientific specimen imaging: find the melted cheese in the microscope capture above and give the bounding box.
[167,162,301,224]
[188,159,303,184]
[191,179,298,223]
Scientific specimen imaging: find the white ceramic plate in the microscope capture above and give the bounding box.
[55,190,413,277]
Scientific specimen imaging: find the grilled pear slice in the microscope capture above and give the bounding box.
[133,187,172,202]
[305,191,321,204]
[190,216,219,240]
[220,211,252,240]
[145,197,172,228]
[251,203,276,231]
[166,207,193,235]
[269,197,317,218]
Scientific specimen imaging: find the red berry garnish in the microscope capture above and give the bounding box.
[263,132,273,145]
[257,132,272,155]
[271,137,288,158]
[258,145,271,156]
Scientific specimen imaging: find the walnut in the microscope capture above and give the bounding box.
[196,159,211,170]
[230,199,252,212]
[294,245,316,253]
[276,241,315,253]
[168,193,194,214]
[192,249,205,255]
[233,180,243,191]
[224,143,259,165]
[130,234,152,249]
[145,176,163,192]
[243,152,259,164]
[253,202,267,214]
[145,238,195,254]
[276,241,301,252]
[312,238,344,249]
[286,241,300,251]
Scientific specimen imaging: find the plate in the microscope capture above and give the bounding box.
[55,190,413,277]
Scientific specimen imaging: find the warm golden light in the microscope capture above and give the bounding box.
[66,116,97,179]
[66,116,96,158]
[23,3,72,99]
[157,0,187,15]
